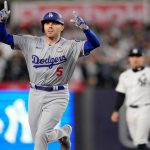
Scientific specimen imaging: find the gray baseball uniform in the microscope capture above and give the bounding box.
[13,34,85,150]
[116,67,150,146]
[0,3,100,150]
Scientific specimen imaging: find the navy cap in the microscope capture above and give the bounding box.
[128,48,144,57]
[41,12,64,25]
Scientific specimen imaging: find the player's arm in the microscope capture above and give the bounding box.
[70,11,100,55]
[0,22,14,46]
[83,29,100,55]
[111,91,125,122]
[0,1,14,47]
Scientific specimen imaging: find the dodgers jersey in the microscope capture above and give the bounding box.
[116,67,150,106]
[13,35,85,86]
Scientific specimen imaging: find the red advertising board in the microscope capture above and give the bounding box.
[0,82,29,89]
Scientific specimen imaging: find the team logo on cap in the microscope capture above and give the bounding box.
[49,13,53,18]
[133,48,138,54]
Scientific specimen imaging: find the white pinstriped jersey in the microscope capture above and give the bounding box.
[116,67,150,106]
[13,35,85,86]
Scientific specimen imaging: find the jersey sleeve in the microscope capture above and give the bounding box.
[13,35,34,54]
[115,74,126,94]
[70,40,85,60]
[75,40,90,57]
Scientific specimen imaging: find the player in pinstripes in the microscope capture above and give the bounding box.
[0,1,100,150]
[111,48,150,150]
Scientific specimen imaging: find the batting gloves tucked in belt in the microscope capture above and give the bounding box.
[70,11,89,30]
[0,1,10,22]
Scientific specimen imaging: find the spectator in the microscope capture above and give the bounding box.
[0,48,6,81]
[3,51,29,81]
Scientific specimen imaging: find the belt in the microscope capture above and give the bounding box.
[30,83,64,92]
[129,103,150,108]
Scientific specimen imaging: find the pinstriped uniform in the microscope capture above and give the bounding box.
[116,67,150,146]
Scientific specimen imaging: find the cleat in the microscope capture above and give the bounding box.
[59,125,72,150]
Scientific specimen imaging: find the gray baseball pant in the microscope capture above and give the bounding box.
[28,88,69,150]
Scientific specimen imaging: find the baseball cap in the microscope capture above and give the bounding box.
[128,48,144,57]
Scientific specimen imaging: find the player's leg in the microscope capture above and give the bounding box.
[135,106,150,150]
[28,88,44,140]
[126,108,137,145]
[34,97,71,150]
[59,125,72,150]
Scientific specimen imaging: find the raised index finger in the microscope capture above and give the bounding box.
[72,11,78,17]
[4,1,8,11]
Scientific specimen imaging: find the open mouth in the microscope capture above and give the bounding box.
[48,31,53,33]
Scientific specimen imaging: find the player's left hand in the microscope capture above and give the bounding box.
[0,1,11,22]
[70,11,89,30]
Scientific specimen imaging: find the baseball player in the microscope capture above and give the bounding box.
[111,48,150,150]
[0,1,100,150]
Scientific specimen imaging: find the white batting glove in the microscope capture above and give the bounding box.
[0,1,10,22]
[70,11,89,30]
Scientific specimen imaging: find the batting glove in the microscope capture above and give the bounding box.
[70,11,89,30]
[0,1,10,22]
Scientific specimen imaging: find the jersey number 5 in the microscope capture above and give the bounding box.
[56,66,63,77]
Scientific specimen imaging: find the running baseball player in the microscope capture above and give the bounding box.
[0,1,100,150]
[111,48,150,150]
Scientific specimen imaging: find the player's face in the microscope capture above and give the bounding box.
[128,56,145,69]
[44,21,64,38]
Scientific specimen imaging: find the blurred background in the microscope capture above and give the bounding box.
[0,0,150,150]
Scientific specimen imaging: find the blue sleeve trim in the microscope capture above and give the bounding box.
[83,29,100,54]
[0,22,14,47]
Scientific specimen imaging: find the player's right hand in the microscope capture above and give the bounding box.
[111,111,119,122]
[0,1,10,22]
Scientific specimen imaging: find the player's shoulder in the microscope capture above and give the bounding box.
[15,34,34,38]
[61,38,80,45]
[145,66,150,71]
[144,66,150,74]
[63,38,78,42]
[119,69,131,79]
[63,37,83,42]
[60,38,69,42]
[121,69,131,75]
[14,34,39,40]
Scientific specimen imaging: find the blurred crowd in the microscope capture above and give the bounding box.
[0,21,150,89]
